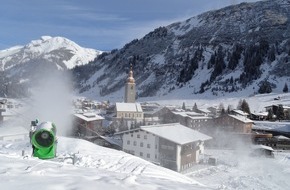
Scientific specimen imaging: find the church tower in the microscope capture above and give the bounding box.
[124,64,136,103]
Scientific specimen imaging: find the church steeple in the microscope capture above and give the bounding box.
[124,64,136,103]
[127,64,135,83]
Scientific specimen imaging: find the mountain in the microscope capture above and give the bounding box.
[0,36,102,97]
[73,0,290,101]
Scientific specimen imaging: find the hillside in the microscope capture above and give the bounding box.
[0,131,289,189]
[0,136,206,190]
[74,0,290,101]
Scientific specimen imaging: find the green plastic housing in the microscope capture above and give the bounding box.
[31,122,57,159]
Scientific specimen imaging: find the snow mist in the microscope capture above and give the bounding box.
[26,70,74,136]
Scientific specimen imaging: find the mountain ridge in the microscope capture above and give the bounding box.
[73,0,290,101]
[0,36,102,98]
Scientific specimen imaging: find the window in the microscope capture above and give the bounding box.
[140,142,143,147]
[144,135,147,139]
[147,144,150,148]
[131,134,133,137]
[147,154,150,158]
[137,134,140,138]
[155,154,157,159]
[133,141,137,146]
[155,144,158,149]
[140,152,143,157]
[127,140,130,145]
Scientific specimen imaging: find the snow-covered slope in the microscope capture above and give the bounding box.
[0,137,206,190]
[74,0,290,101]
[0,36,101,70]
[0,130,289,189]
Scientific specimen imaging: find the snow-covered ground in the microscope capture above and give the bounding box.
[0,137,206,190]
[1,92,290,189]
[1,136,289,190]
[186,149,290,190]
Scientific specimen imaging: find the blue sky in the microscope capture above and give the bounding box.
[0,0,260,51]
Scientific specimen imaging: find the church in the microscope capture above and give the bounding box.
[112,65,144,132]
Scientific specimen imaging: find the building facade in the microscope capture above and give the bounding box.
[122,123,212,172]
[73,112,104,136]
[213,114,253,133]
[113,102,144,132]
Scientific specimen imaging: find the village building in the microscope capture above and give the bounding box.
[154,107,212,131]
[110,65,145,132]
[0,126,29,142]
[207,106,222,117]
[205,114,254,147]
[73,112,104,137]
[112,102,144,132]
[121,123,212,172]
[250,111,268,121]
[154,106,178,124]
[0,99,22,122]
[252,121,290,148]
[213,114,253,133]
[171,110,212,131]
[265,104,290,120]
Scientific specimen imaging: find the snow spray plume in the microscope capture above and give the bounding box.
[25,70,74,136]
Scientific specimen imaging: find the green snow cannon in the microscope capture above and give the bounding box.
[31,121,57,159]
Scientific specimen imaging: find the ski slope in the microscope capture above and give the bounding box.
[0,137,206,190]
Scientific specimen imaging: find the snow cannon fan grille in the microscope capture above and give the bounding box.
[34,130,54,147]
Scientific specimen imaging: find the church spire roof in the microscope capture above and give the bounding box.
[127,64,135,83]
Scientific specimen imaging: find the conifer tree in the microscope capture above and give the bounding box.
[193,102,198,111]
[277,105,284,121]
[240,99,251,114]
[283,83,288,93]
[182,102,186,110]
[267,109,274,121]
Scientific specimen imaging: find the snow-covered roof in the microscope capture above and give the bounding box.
[140,123,212,145]
[197,108,211,113]
[253,121,290,133]
[274,135,290,140]
[232,109,249,116]
[251,112,268,117]
[74,113,104,122]
[252,144,274,151]
[0,126,28,137]
[172,111,204,117]
[228,114,253,123]
[1,109,18,116]
[116,102,143,112]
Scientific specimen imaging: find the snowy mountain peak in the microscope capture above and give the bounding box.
[0,36,102,71]
[0,36,103,97]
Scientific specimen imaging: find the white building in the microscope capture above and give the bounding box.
[0,126,29,142]
[113,102,144,132]
[122,123,212,172]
